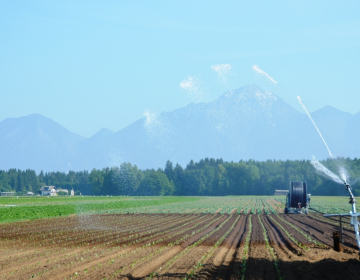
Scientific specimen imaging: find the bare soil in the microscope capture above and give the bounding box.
[0,213,360,280]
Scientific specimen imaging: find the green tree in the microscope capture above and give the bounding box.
[0,172,11,192]
[89,169,104,195]
[138,171,174,196]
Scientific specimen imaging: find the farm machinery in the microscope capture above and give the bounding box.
[284,181,310,214]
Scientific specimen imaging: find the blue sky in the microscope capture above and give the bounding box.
[1,1,360,137]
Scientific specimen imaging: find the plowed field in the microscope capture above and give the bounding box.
[0,213,359,280]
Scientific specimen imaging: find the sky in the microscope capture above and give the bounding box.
[1,1,360,138]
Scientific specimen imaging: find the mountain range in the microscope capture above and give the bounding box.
[1,84,359,172]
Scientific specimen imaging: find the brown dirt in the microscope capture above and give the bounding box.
[1,213,360,280]
[152,215,237,278]
[0,213,188,274]
[283,214,359,251]
[197,215,248,279]
[245,215,277,280]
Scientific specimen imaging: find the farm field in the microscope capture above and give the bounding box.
[2,195,357,223]
[1,196,360,279]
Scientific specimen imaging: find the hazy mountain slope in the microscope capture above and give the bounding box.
[0,85,358,172]
[347,111,360,157]
[0,114,84,172]
[311,106,353,158]
[74,128,115,171]
[106,84,341,169]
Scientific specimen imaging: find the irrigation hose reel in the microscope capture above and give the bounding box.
[285,181,309,214]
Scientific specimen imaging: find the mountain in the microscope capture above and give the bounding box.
[347,111,360,157]
[311,106,353,158]
[0,85,359,172]
[0,114,84,172]
[104,84,338,169]
[75,128,115,171]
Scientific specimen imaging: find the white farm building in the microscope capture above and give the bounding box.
[40,186,57,196]
[274,190,289,196]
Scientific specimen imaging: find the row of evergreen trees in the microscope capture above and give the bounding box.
[1,158,360,196]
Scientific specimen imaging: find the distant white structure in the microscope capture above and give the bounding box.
[1,192,15,196]
[40,186,57,196]
[70,188,74,196]
[27,192,34,196]
[274,190,289,196]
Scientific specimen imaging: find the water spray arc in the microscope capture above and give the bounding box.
[298,96,360,251]
[311,159,343,184]
[312,159,360,251]
[297,96,333,158]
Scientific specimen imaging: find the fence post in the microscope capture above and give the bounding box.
[333,231,341,252]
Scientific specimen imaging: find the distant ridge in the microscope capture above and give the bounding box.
[0,85,359,172]
[0,114,84,172]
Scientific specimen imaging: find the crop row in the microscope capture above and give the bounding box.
[239,215,252,280]
[89,198,282,215]
[258,215,283,280]
[3,215,220,279]
[56,215,226,279]
[0,197,201,223]
[0,214,182,249]
[0,215,203,276]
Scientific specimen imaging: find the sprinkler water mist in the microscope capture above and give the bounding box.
[324,181,360,252]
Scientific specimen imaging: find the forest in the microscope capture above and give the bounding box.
[0,158,359,196]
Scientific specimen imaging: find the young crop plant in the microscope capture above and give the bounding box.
[256,199,263,214]
[264,200,278,214]
[309,214,353,230]
[267,216,309,250]
[239,215,252,280]
[183,215,241,278]
[258,215,283,280]
[72,215,222,278]
[274,198,286,205]
[261,199,273,214]
[121,215,222,265]
[1,215,201,279]
[153,215,233,275]
[275,215,327,248]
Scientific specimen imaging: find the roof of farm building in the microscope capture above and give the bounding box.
[40,185,56,191]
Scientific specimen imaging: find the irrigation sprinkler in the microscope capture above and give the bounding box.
[324,182,360,252]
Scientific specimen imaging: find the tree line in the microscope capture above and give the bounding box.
[0,158,360,196]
